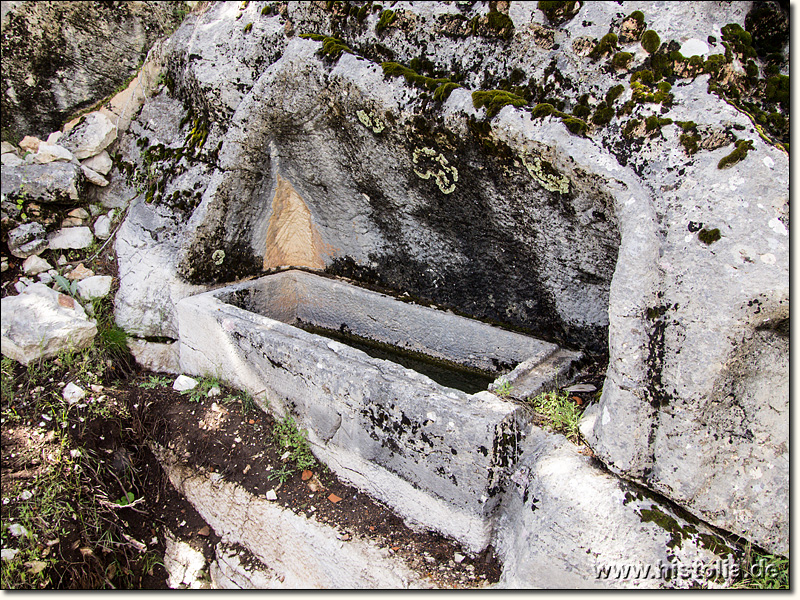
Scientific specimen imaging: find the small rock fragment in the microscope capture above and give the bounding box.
[173,375,199,391]
[265,489,278,501]
[63,382,86,404]
[565,383,597,393]
[328,493,342,503]
[22,255,52,276]
[66,263,94,281]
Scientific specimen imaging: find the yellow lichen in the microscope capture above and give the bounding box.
[521,155,570,194]
[356,110,386,134]
[412,146,458,194]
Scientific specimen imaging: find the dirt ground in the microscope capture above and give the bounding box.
[1,359,510,588]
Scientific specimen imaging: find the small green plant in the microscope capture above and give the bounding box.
[731,548,789,589]
[243,22,253,33]
[529,390,583,442]
[137,375,172,389]
[267,464,294,484]
[53,274,78,298]
[494,378,513,397]
[115,491,136,506]
[182,375,223,403]
[273,415,316,471]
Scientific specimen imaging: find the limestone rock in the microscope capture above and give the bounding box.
[494,429,736,589]
[81,164,110,187]
[106,0,787,558]
[46,131,63,145]
[76,275,113,300]
[1,152,24,166]
[18,136,40,153]
[33,142,74,163]
[7,222,48,258]
[1,1,185,141]
[66,263,94,281]
[62,382,86,404]
[173,375,198,392]
[0,283,97,365]
[1,162,84,203]
[22,255,52,276]
[93,214,112,240]
[48,227,93,250]
[68,208,90,220]
[59,112,117,160]
[126,338,181,374]
[81,150,112,175]
[1,141,18,154]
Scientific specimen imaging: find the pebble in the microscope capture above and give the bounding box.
[266,489,278,501]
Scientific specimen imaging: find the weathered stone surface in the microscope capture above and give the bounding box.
[172,375,198,392]
[22,255,52,276]
[1,1,185,141]
[126,338,181,375]
[1,141,18,154]
[93,214,112,240]
[106,0,787,558]
[1,162,84,203]
[81,164,110,187]
[18,136,40,153]
[494,428,735,589]
[48,226,93,250]
[7,222,48,258]
[177,270,574,553]
[33,142,73,164]
[0,283,97,365]
[81,150,112,175]
[59,112,117,160]
[76,275,112,300]
[1,152,24,166]
[157,448,436,589]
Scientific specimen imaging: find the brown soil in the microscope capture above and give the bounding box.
[1,359,503,588]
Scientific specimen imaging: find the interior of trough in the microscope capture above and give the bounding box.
[216,268,571,394]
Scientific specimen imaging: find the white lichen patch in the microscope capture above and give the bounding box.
[412,146,458,194]
[356,110,386,134]
[212,249,225,265]
[521,155,570,194]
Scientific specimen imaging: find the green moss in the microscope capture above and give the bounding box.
[641,29,660,54]
[561,116,588,136]
[433,81,460,102]
[631,70,654,85]
[243,22,253,32]
[487,8,514,40]
[627,10,645,24]
[657,81,671,93]
[261,4,271,15]
[472,90,528,118]
[591,104,614,126]
[357,5,369,21]
[622,118,640,136]
[765,74,789,108]
[650,52,672,79]
[537,1,580,26]
[300,33,326,42]
[718,139,754,169]
[572,104,591,118]
[321,36,353,59]
[612,51,633,69]
[745,59,759,78]
[704,53,727,76]
[680,133,700,155]
[376,9,397,33]
[532,103,556,118]
[698,228,721,244]
[721,23,756,58]
[605,84,625,105]
[590,32,618,59]
[645,115,671,133]
[639,507,688,550]
[676,120,697,132]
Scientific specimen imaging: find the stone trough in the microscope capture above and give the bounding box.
[176,269,581,552]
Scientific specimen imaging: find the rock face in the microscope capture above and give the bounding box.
[1,283,97,365]
[100,0,787,561]
[1,162,84,204]
[0,0,186,141]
